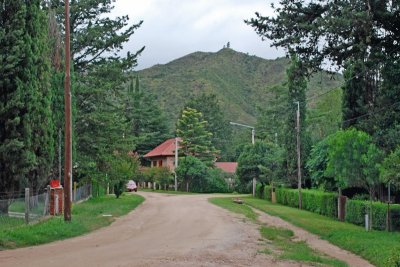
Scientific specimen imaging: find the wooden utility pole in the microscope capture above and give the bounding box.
[295,101,302,209]
[174,137,179,191]
[64,0,72,221]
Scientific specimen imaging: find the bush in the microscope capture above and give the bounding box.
[345,200,400,231]
[255,184,272,200]
[203,168,231,193]
[302,190,337,218]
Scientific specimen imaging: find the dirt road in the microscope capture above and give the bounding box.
[0,192,301,267]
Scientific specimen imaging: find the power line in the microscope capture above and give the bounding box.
[341,100,400,126]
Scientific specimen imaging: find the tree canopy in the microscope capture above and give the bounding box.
[176,107,218,162]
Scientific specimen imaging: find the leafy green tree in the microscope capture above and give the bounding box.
[125,77,170,160]
[153,167,173,190]
[380,147,400,188]
[284,55,308,186]
[204,168,230,193]
[175,156,208,192]
[109,153,140,198]
[325,128,383,229]
[186,93,232,160]
[176,107,218,163]
[306,136,336,191]
[326,129,383,195]
[236,141,284,188]
[0,0,53,212]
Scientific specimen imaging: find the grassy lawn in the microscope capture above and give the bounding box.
[0,193,144,250]
[210,197,346,267]
[244,197,400,267]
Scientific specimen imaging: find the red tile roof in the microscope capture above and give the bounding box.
[215,162,238,174]
[144,138,181,158]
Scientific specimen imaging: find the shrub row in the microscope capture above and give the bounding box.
[256,185,337,218]
[345,200,400,231]
[256,185,400,231]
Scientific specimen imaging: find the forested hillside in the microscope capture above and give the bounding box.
[135,48,342,126]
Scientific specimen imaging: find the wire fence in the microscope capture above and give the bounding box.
[73,183,91,203]
[0,183,92,231]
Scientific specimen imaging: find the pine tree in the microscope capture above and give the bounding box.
[176,107,218,163]
[48,0,144,72]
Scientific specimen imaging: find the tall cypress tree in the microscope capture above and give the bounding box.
[0,0,53,211]
[0,1,29,211]
[284,55,308,186]
[125,77,170,160]
[24,0,54,192]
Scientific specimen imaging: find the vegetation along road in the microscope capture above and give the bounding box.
[0,192,375,267]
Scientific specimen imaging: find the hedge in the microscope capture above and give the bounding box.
[345,200,400,231]
[256,186,337,218]
[255,185,400,231]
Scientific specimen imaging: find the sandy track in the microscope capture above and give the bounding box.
[0,192,303,267]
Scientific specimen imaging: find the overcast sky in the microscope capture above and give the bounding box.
[112,0,285,70]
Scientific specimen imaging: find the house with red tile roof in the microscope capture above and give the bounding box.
[144,138,237,174]
[214,162,238,174]
[143,138,181,171]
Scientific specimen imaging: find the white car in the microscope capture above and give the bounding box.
[126,180,137,192]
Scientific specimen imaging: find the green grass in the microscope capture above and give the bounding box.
[0,216,25,231]
[209,197,258,222]
[210,197,346,267]
[260,226,346,267]
[244,197,400,267]
[0,193,144,250]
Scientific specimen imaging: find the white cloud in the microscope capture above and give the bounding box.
[112,0,284,69]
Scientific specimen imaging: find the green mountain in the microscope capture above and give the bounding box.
[135,48,342,127]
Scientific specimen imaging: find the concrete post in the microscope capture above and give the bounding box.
[25,188,29,224]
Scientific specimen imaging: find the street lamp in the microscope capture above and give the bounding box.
[229,122,256,196]
[229,122,255,145]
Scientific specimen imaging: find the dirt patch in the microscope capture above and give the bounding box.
[251,207,375,267]
[0,192,305,267]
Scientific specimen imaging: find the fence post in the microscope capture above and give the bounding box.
[25,188,29,224]
[74,181,77,202]
[55,194,59,215]
[43,185,50,216]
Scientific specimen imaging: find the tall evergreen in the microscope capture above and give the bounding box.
[0,0,53,209]
[247,0,398,143]
[284,55,308,186]
[186,93,232,160]
[125,76,170,160]
[48,0,144,72]
[176,107,218,163]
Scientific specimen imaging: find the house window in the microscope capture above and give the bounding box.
[158,160,163,167]
[152,161,157,167]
